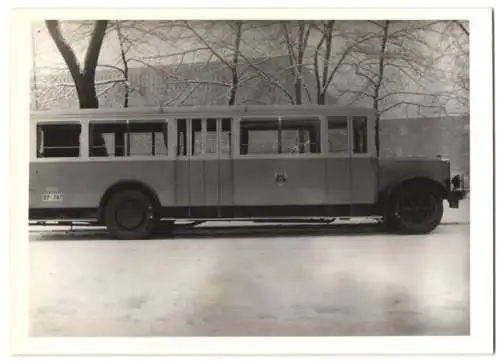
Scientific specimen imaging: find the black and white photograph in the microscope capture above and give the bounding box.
[7,5,494,356]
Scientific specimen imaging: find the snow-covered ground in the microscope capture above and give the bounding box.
[29,201,469,336]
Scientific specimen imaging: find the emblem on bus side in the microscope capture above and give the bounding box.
[274,170,287,186]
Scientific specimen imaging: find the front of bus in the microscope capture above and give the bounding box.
[448,170,468,208]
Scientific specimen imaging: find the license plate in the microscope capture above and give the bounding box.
[42,191,64,202]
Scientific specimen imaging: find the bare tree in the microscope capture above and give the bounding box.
[333,21,450,154]
[46,20,108,108]
[440,20,469,108]
[46,20,109,156]
[282,21,313,104]
[181,21,245,105]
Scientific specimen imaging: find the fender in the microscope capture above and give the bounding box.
[377,176,447,212]
[98,180,161,222]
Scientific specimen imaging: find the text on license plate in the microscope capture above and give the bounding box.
[42,191,64,202]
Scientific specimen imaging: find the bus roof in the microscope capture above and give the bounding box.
[30,104,377,121]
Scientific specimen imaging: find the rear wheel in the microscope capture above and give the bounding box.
[385,184,443,234]
[104,189,158,239]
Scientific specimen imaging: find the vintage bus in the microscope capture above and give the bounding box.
[29,105,467,239]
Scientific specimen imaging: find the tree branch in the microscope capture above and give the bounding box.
[45,20,83,86]
[183,21,233,69]
[82,20,108,79]
[453,20,469,37]
[380,101,445,114]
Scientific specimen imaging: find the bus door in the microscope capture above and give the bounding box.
[174,118,190,206]
[174,118,206,207]
[174,118,233,209]
[234,116,326,206]
[216,118,234,208]
[324,116,352,205]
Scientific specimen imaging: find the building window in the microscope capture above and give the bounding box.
[37,123,81,158]
[328,116,348,153]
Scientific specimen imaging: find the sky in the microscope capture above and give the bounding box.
[31,20,293,73]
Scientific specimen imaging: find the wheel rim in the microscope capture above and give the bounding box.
[396,190,437,226]
[115,197,149,231]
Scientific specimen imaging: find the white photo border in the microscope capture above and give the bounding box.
[8,7,494,355]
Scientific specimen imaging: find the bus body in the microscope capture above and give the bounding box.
[29,105,467,239]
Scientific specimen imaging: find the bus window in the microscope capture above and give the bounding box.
[221,118,231,155]
[128,121,168,156]
[281,118,321,154]
[240,119,279,155]
[190,119,202,156]
[206,119,217,154]
[177,119,187,156]
[353,116,368,154]
[89,122,127,157]
[328,116,348,153]
[37,123,81,158]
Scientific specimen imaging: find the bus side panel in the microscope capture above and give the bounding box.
[174,159,189,206]
[29,161,176,209]
[233,158,325,206]
[350,157,378,204]
[203,159,219,206]
[219,158,234,206]
[188,159,205,206]
[325,157,351,205]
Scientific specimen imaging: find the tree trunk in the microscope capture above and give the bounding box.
[284,21,311,105]
[45,20,108,156]
[294,21,308,105]
[317,21,334,105]
[228,21,242,106]
[373,20,390,157]
[116,22,130,108]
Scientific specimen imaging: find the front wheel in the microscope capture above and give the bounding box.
[104,189,158,239]
[385,185,444,234]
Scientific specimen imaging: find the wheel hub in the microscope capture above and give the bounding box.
[115,198,148,230]
[396,191,436,225]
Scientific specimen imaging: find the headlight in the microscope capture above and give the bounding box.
[451,175,461,189]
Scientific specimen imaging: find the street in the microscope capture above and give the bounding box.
[29,201,469,337]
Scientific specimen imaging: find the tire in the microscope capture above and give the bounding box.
[104,189,158,240]
[385,183,444,234]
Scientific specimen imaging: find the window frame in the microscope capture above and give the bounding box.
[326,115,350,157]
[128,120,169,158]
[237,115,324,158]
[86,118,171,161]
[280,117,322,155]
[34,121,83,160]
[239,117,281,156]
[174,117,233,160]
[219,118,233,158]
[352,115,369,155]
